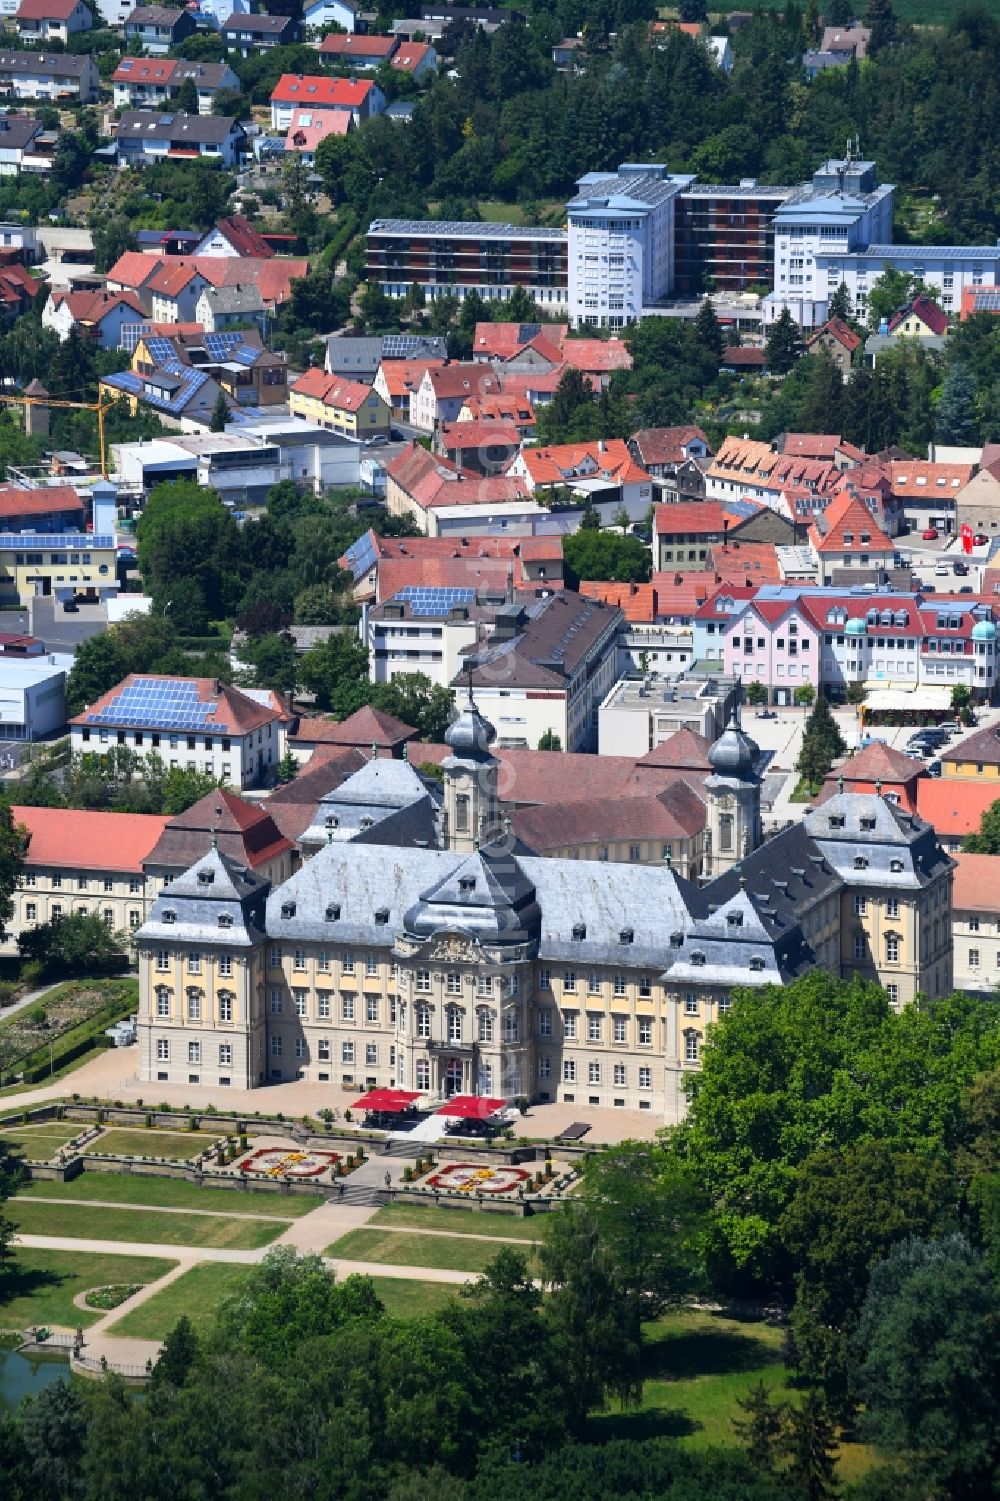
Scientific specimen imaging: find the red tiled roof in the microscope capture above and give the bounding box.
[807,317,862,354]
[291,369,373,411]
[561,337,632,374]
[579,580,656,622]
[378,357,445,396]
[722,346,765,367]
[0,485,82,519]
[837,741,924,784]
[648,570,718,617]
[12,805,169,873]
[888,295,949,337]
[271,74,373,107]
[292,704,416,749]
[69,675,280,735]
[518,439,648,488]
[109,252,308,310]
[17,0,82,18]
[213,215,274,259]
[708,541,781,583]
[319,32,397,55]
[426,363,502,401]
[460,393,535,425]
[916,779,1000,839]
[51,287,145,324]
[286,111,352,150]
[147,787,291,871]
[635,727,712,771]
[391,41,433,70]
[439,420,521,452]
[473,322,568,360]
[953,852,1000,911]
[112,57,175,82]
[631,425,708,467]
[0,263,43,306]
[386,443,530,510]
[888,460,975,499]
[511,779,705,851]
[807,490,894,554]
[654,501,728,536]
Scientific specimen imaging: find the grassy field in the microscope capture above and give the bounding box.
[0,1249,176,1331]
[370,1202,546,1242]
[327,1227,536,1273]
[90,1128,223,1160]
[109,1262,250,1338]
[588,1308,875,1483]
[370,1276,459,1318]
[10,1198,285,1250]
[18,1173,322,1218]
[0,1123,86,1159]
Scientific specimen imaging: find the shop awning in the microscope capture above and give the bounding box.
[351,1088,421,1112]
[863,686,952,711]
[434,1095,508,1120]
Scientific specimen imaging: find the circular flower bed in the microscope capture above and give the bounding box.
[426,1163,530,1194]
[238,1147,340,1178]
[84,1283,144,1311]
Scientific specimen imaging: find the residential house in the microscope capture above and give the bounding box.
[940,720,1000,782]
[461,590,623,751]
[888,295,950,339]
[820,20,870,57]
[951,852,1000,994]
[410,363,502,432]
[221,11,300,51]
[807,489,896,585]
[0,223,38,260]
[508,439,654,519]
[390,41,437,79]
[339,528,563,601]
[805,316,861,381]
[0,51,98,102]
[1,806,170,958]
[551,36,583,68]
[629,425,710,478]
[107,250,307,321]
[123,3,197,53]
[0,484,83,531]
[384,442,536,537]
[283,108,353,164]
[458,392,536,437]
[114,326,287,411]
[15,0,90,43]
[719,592,822,705]
[653,501,731,570]
[888,459,975,535]
[472,320,568,362]
[818,741,925,815]
[0,262,44,321]
[114,110,246,170]
[705,435,844,511]
[705,34,732,70]
[438,420,521,475]
[956,464,1000,541]
[287,703,418,764]
[327,334,447,383]
[579,578,698,676]
[269,76,385,131]
[43,287,146,348]
[194,282,266,334]
[289,369,390,439]
[373,355,446,416]
[318,33,398,66]
[112,59,241,115]
[192,216,275,259]
[961,288,1000,321]
[71,675,283,789]
[100,363,225,428]
[302,0,359,33]
[367,585,490,688]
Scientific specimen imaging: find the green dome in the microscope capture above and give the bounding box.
[972,619,996,641]
[845,617,867,636]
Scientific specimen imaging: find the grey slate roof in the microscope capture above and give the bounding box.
[803,792,952,891]
[116,110,240,145]
[266,842,448,947]
[404,843,541,947]
[202,284,265,315]
[520,855,702,967]
[142,846,269,947]
[0,50,91,77]
[301,756,441,850]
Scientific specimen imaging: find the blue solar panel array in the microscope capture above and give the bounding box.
[343,530,377,582]
[0,534,113,551]
[397,585,475,617]
[103,368,212,419]
[85,677,228,733]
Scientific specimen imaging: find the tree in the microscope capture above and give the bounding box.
[213,1246,384,1364]
[242,631,297,694]
[152,1315,199,1389]
[679,0,707,17]
[175,76,199,115]
[91,220,137,276]
[746,681,768,705]
[0,802,25,949]
[797,694,845,791]
[537,729,562,750]
[780,1390,838,1501]
[765,309,805,376]
[65,633,128,717]
[935,364,979,445]
[865,269,928,332]
[298,633,373,715]
[563,529,652,584]
[136,479,243,631]
[694,296,723,363]
[962,797,1000,853]
[827,282,853,323]
[18,911,129,979]
[276,749,298,784]
[17,1379,86,1501]
[865,0,897,53]
[209,391,230,432]
[856,1236,1000,1496]
[733,1381,786,1473]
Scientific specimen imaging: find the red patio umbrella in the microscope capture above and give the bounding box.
[351,1088,421,1112]
[434,1095,507,1120]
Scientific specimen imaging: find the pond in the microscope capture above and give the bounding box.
[0,1344,72,1412]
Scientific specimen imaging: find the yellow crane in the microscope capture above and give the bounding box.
[0,390,114,479]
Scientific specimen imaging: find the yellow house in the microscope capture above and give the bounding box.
[289,368,390,439]
[887,296,948,339]
[0,533,117,605]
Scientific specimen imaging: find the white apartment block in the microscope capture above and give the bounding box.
[566,163,684,328]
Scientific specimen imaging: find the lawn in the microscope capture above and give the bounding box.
[10,1199,285,1250]
[18,1173,321,1218]
[588,1308,875,1484]
[0,1123,86,1159]
[370,1203,546,1242]
[90,1128,223,1160]
[370,1276,459,1319]
[326,1227,536,1274]
[0,1249,176,1332]
[109,1262,251,1338]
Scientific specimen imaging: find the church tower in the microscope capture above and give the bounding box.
[442,693,501,854]
[703,703,762,879]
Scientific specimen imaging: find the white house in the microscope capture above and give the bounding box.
[303,0,358,31]
[15,0,91,44]
[566,162,683,329]
[114,111,246,171]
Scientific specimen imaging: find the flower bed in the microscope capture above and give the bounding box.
[238,1147,340,1179]
[425,1163,530,1195]
[84,1283,144,1311]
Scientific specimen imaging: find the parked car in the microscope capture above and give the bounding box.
[960,585,974,593]
[927,760,942,777]
[975,533,989,546]
[62,599,78,612]
[922,528,939,540]
[953,561,969,575]
[935,564,949,576]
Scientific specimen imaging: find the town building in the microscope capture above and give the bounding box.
[653,501,731,570]
[15,0,91,43]
[70,675,283,789]
[123,3,196,52]
[566,163,682,328]
[43,288,146,349]
[951,852,1000,996]
[805,316,861,380]
[673,179,793,296]
[221,10,300,49]
[111,59,241,115]
[269,75,385,131]
[318,32,399,66]
[289,370,391,439]
[134,698,954,1119]
[366,218,569,308]
[326,334,447,383]
[0,651,69,741]
[888,459,975,535]
[955,464,1000,541]
[807,488,897,585]
[113,110,246,169]
[0,50,98,102]
[194,283,266,334]
[598,671,738,756]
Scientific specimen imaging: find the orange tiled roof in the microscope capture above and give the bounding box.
[953,852,1000,911]
[807,489,894,554]
[518,439,648,487]
[579,580,656,622]
[12,805,169,873]
[916,779,1000,838]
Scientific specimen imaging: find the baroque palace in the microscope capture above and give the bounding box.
[136,698,954,1124]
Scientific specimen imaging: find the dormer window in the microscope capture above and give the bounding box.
[691,950,706,966]
[162,908,176,923]
[854,856,868,869]
[218,913,232,929]
[359,816,374,832]
[749,955,765,971]
[459,875,476,893]
[890,859,903,873]
[325,903,341,921]
[572,921,587,941]
[670,931,684,947]
[325,813,339,828]
[619,926,634,944]
[727,912,743,928]
[829,815,846,829]
[375,907,389,925]
[860,817,876,831]
[197,869,214,885]
[281,901,296,919]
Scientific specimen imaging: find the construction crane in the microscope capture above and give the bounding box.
[0,390,115,479]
